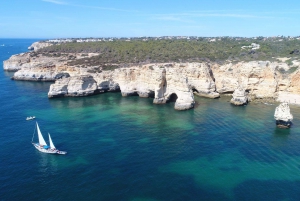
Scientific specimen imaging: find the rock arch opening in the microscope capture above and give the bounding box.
[167,93,178,103]
[192,88,199,93]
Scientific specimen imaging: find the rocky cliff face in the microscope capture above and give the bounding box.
[28,42,53,51]
[213,61,284,98]
[3,53,31,71]
[4,52,68,72]
[48,65,196,110]
[3,48,300,109]
[48,75,98,98]
[174,63,220,98]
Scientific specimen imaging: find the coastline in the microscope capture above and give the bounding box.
[3,40,300,108]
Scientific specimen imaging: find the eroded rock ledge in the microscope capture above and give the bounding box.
[47,64,218,110]
[48,75,98,97]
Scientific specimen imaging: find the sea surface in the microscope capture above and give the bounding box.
[1,39,300,201]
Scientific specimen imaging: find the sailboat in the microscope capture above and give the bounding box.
[32,122,67,154]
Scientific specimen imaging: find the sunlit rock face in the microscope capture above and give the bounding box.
[230,87,248,106]
[48,75,98,98]
[93,71,120,92]
[4,52,67,72]
[213,61,281,98]
[12,66,70,81]
[173,63,220,99]
[47,64,198,110]
[114,65,195,110]
[157,67,195,110]
[274,102,293,128]
[289,69,300,94]
[3,53,31,71]
[28,42,53,51]
[48,77,70,98]
[6,49,300,109]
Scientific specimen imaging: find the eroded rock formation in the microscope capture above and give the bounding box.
[12,66,70,81]
[3,53,31,71]
[274,102,293,128]
[213,61,281,98]
[28,42,53,51]
[230,87,248,106]
[175,63,220,99]
[48,75,98,98]
[4,42,300,110]
[48,65,197,110]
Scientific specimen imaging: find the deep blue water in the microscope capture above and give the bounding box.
[1,39,300,201]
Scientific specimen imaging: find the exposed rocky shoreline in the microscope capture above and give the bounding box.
[3,42,300,110]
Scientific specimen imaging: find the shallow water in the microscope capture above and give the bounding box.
[1,39,300,201]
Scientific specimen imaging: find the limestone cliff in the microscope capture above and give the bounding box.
[174,63,220,98]
[4,52,67,72]
[213,61,282,98]
[48,65,196,110]
[28,42,53,51]
[4,48,300,109]
[48,75,98,98]
[3,53,30,71]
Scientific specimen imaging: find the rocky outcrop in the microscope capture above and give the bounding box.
[175,63,220,98]
[12,67,58,81]
[153,67,195,110]
[3,53,31,71]
[3,52,100,77]
[28,42,53,51]
[48,75,98,98]
[114,65,195,110]
[93,71,120,92]
[4,48,300,108]
[274,102,293,128]
[4,52,67,72]
[213,61,283,98]
[230,87,248,105]
[48,65,196,110]
[289,69,300,94]
[48,77,69,97]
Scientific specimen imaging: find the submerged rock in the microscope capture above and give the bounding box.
[274,102,293,128]
[230,87,248,105]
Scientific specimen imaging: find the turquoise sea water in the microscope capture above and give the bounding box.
[1,39,300,201]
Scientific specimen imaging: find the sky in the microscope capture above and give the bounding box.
[1,0,300,38]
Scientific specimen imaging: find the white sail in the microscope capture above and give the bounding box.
[36,122,47,146]
[48,133,56,149]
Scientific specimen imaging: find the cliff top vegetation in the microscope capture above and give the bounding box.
[37,37,300,68]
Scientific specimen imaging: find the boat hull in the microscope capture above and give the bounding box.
[32,143,67,154]
[276,120,292,128]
